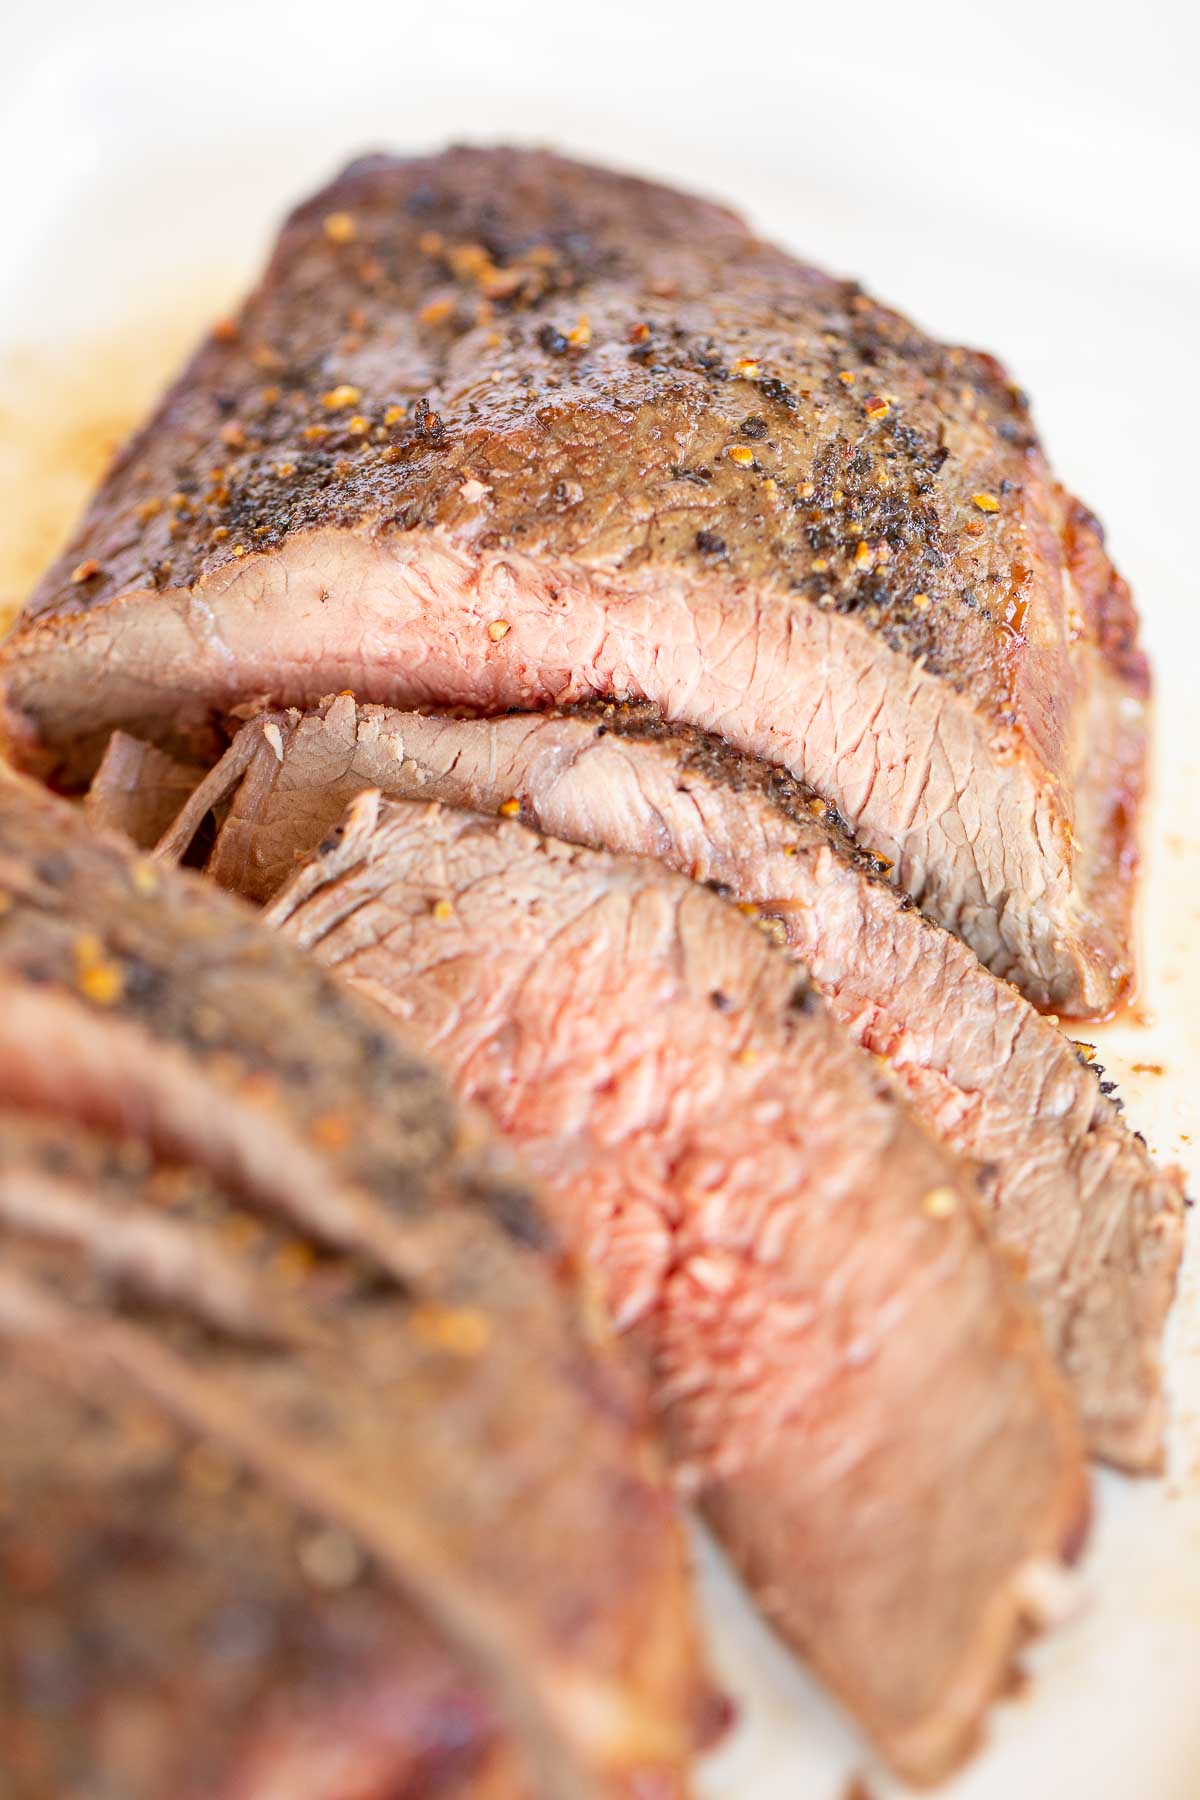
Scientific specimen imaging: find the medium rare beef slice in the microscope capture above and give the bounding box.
[0,1113,527,1800]
[175,695,1185,1472]
[0,147,1146,1015]
[0,767,715,1800]
[266,789,1090,1785]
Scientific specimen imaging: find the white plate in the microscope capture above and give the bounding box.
[4,5,1198,1794]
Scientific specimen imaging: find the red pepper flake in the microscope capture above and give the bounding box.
[972,492,1000,514]
[487,618,510,641]
[410,1303,490,1356]
[730,357,760,378]
[419,296,455,326]
[70,559,101,583]
[346,415,370,436]
[73,934,123,1005]
[312,1112,352,1150]
[448,242,492,280]
[838,369,857,385]
[321,384,361,410]
[212,316,239,343]
[478,266,526,301]
[383,403,406,426]
[323,211,357,244]
[728,445,755,467]
[627,321,651,343]
[863,394,890,419]
[566,315,592,348]
[498,797,521,817]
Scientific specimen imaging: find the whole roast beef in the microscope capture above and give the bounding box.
[0,148,1146,1014]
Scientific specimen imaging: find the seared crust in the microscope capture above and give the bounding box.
[13,148,1117,702]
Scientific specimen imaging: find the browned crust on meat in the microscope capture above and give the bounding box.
[14,150,1130,714]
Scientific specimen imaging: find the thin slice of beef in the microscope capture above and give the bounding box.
[163,696,1185,1472]
[0,148,1146,1014]
[264,787,1090,1785]
[0,1110,528,1800]
[85,729,208,848]
[0,766,715,1800]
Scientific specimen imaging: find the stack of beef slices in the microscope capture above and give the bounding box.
[0,768,716,1800]
[0,148,1185,1787]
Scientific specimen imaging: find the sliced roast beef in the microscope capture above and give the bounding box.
[0,766,714,1800]
[85,729,208,848]
[0,148,1146,1014]
[0,1110,528,1800]
[173,696,1184,1472]
[263,787,1090,1784]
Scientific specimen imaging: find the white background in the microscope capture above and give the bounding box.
[4,4,1199,1795]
